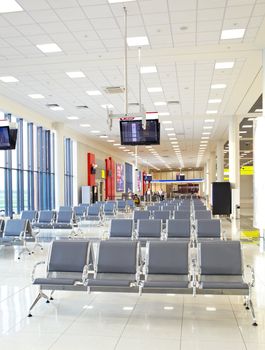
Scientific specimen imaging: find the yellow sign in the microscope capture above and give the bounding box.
[224,166,253,180]
[101,170,105,179]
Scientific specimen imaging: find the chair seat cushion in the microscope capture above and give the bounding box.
[143,280,189,288]
[33,278,77,285]
[87,279,132,287]
[201,281,248,289]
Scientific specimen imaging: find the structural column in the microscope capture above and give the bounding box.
[216,141,224,182]
[53,122,65,208]
[207,152,216,204]
[253,49,265,237]
[229,116,240,218]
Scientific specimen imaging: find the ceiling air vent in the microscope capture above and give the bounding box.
[104,86,125,94]
[167,100,180,105]
[46,103,59,107]
[128,102,140,106]
[76,105,89,109]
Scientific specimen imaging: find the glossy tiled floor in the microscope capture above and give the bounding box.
[0,212,265,350]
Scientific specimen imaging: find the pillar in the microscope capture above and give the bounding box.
[229,116,240,218]
[207,152,216,204]
[253,49,265,236]
[216,141,224,182]
[53,122,65,208]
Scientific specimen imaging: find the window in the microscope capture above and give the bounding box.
[64,138,74,206]
[0,112,55,216]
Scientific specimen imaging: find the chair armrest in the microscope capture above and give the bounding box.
[31,261,46,282]
[222,230,227,240]
[191,257,197,286]
[82,264,90,284]
[246,264,255,287]
[19,230,26,239]
[32,228,40,237]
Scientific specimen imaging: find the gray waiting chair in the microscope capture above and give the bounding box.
[59,206,72,211]
[136,219,162,240]
[86,205,102,224]
[174,210,190,220]
[53,210,74,229]
[86,240,140,293]
[126,199,135,211]
[21,210,38,223]
[103,202,117,218]
[153,210,170,224]
[196,219,221,241]
[140,241,193,294]
[109,219,134,239]
[0,219,5,236]
[0,219,30,258]
[133,210,150,224]
[33,210,55,229]
[117,200,127,212]
[73,206,87,220]
[28,240,92,317]
[166,219,191,240]
[197,241,257,326]
[194,210,212,220]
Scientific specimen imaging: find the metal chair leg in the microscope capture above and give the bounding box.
[28,290,50,317]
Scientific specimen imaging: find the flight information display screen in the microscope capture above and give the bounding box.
[120,119,160,145]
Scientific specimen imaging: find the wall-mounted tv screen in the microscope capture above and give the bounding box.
[0,126,11,150]
[144,175,152,182]
[9,128,18,150]
[120,119,160,145]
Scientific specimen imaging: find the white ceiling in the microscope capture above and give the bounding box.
[0,0,265,170]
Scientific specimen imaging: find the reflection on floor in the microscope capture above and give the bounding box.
[0,212,265,350]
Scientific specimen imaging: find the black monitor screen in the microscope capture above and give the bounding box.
[120,119,160,145]
[9,129,18,150]
[0,126,11,150]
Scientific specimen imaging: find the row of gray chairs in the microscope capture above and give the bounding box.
[0,219,41,258]
[28,239,257,325]
[108,218,222,242]
[23,210,75,229]
[133,210,212,223]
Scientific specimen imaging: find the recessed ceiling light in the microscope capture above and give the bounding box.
[201,136,209,139]
[201,140,208,143]
[119,146,125,149]
[113,143,120,146]
[36,43,62,53]
[221,29,245,40]
[107,139,115,142]
[168,133,176,136]
[66,71,85,78]
[158,112,170,116]
[215,61,234,69]
[100,135,108,138]
[108,0,135,3]
[86,90,102,96]
[248,117,255,121]
[211,83,226,89]
[205,119,215,123]
[242,125,252,128]
[165,127,174,131]
[127,36,149,47]
[67,116,79,120]
[171,141,178,144]
[202,132,210,135]
[154,101,167,106]
[206,110,218,114]
[208,99,222,104]
[28,94,44,99]
[169,138,177,140]
[0,0,23,13]
[80,124,90,127]
[101,104,114,109]
[162,121,172,124]
[255,108,262,112]
[0,76,19,83]
[50,106,64,111]
[147,87,163,93]
[203,126,213,129]
[91,130,100,133]
[140,66,157,74]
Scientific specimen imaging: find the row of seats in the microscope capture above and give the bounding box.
[28,239,257,326]
[133,209,211,222]
[108,218,221,241]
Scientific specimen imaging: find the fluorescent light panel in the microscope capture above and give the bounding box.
[50,106,64,111]
[154,101,166,106]
[28,94,44,99]
[215,61,234,69]
[147,87,162,93]
[206,110,218,114]
[86,90,101,96]
[208,99,222,104]
[66,71,85,78]
[0,76,18,83]
[101,104,113,109]
[141,66,157,74]
[0,0,23,13]
[211,84,226,89]
[80,124,90,127]
[37,43,62,53]
[221,29,245,40]
[127,36,149,46]
[67,116,79,120]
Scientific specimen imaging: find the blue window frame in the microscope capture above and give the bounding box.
[64,138,73,206]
